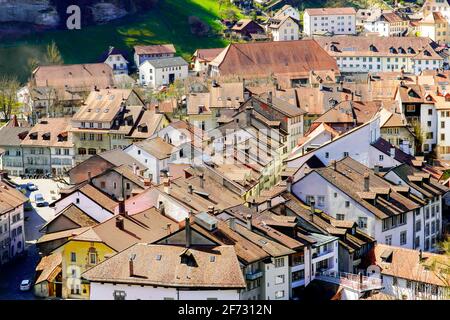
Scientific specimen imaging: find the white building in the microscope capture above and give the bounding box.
[268,15,300,41]
[383,164,446,252]
[363,12,408,37]
[51,184,117,223]
[367,244,449,300]
[315,36,445,74]
[83,243,246,300]
[286,117,408,182]
[138,57,188,88]
[274,5,300,21]
[303,7,356,36]
[0,180,27,266]
[124,137,174,184]
[101,47,129,75]
[291,157,421,251]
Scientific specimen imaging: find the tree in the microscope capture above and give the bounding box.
[27,57,40,74]
[0,76,21,121]
[45,41,64,65]
[411,120,425,155]
[188,16,210,36]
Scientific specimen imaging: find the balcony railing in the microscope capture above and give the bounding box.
[245,270,263,280]
[315,271,383,292]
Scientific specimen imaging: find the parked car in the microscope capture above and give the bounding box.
[20,279,31,291]
[34,193,46,207]
[26,183,38,191]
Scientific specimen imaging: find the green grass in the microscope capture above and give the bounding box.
[0,0,242,83]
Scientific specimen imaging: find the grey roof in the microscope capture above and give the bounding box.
[98,149,146,169]
[309,233,338,247]
[146,57,188,68]
[0,127,29,147]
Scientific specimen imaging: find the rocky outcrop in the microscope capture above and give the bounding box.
[0,0,158,27]
[0,0,60,27]
[89,3,128,24]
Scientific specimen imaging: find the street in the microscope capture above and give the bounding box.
[0,178,65,300]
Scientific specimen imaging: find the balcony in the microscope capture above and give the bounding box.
[315,271,383,292]
[245,270,263,280]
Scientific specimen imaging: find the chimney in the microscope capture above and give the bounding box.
[268,91,273,104]
[129,255,135,277]
[390,147,396,158]
[374,165,380,174]
[330,160,337,171]
[351,92,354,101]
[185,217,192,248]
[286,176,293,193]
[310,198,315,221]
[87,171,92,183]
[229,217,236,231]
[339,81,343,92]
[199,173,205,189]
[118,197,125,215]
[266,198,271,209]
[207,206,215,215]
[419,249,423,261]
[154,104,159,114]
[133,163,137,175]
[245,214,252,230]
[245,106,253,126]
[144,178,151,187]
[364,172,370,192]
[158,201,165,216]
[163,178,170,194]
[280,202,287,215]
[116,216,124,230]
[188,184,193,194]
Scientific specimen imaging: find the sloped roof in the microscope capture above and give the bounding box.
[210,40,339,79]
[82,243,246,289]
[134,44,176,55]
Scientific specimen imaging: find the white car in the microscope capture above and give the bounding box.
[20,279,31,291]
[27,183,38,191]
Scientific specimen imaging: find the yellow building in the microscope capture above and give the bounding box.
[38,208,178,299]
[419,12,449,44]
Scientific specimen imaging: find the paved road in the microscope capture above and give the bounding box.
[0,178,63,300]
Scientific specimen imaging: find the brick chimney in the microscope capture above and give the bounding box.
[129,254,135,277]
[199,173,205,189]
[246,214,252,230]
[118,197,125,215]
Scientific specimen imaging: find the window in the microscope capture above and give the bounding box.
[305,195,314,205]
[400,231,407,245]
[113,290,126,300]
[415,220,421,232]
[385,235,392,246]
[274,257,285,268]
[317,196,325,207]
[325,152,329,158]
[415,236,420,249]
[88,148,96,155]
[336,214,345,220]
[393,277,398,286]
[275,290,285,299]
[358,217,367,229]
[425,223,430,236]
[398,213,407,225]
[292,270,305,282]
[71,252,76,263]
[428,109,433,115]
[126,183,131,190]
[343,152,349,157]
[345,201,350,208]
[379,155,384,161]
[275,274,285,284]
[89,252,97,265]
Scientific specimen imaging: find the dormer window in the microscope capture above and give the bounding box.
[424,50,431,56]
[389,47,397,54]
[42,133,51,141]
[29,132,38,140]
[398,47,405,54]
[407,47,415,54]
[330,44,338,52]
[369,44,377,52]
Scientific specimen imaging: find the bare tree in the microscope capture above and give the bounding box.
[0,76,21,121]
[45,41,64,65]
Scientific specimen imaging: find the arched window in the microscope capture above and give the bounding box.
[78,148,86,155]
[88,148,97,155]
